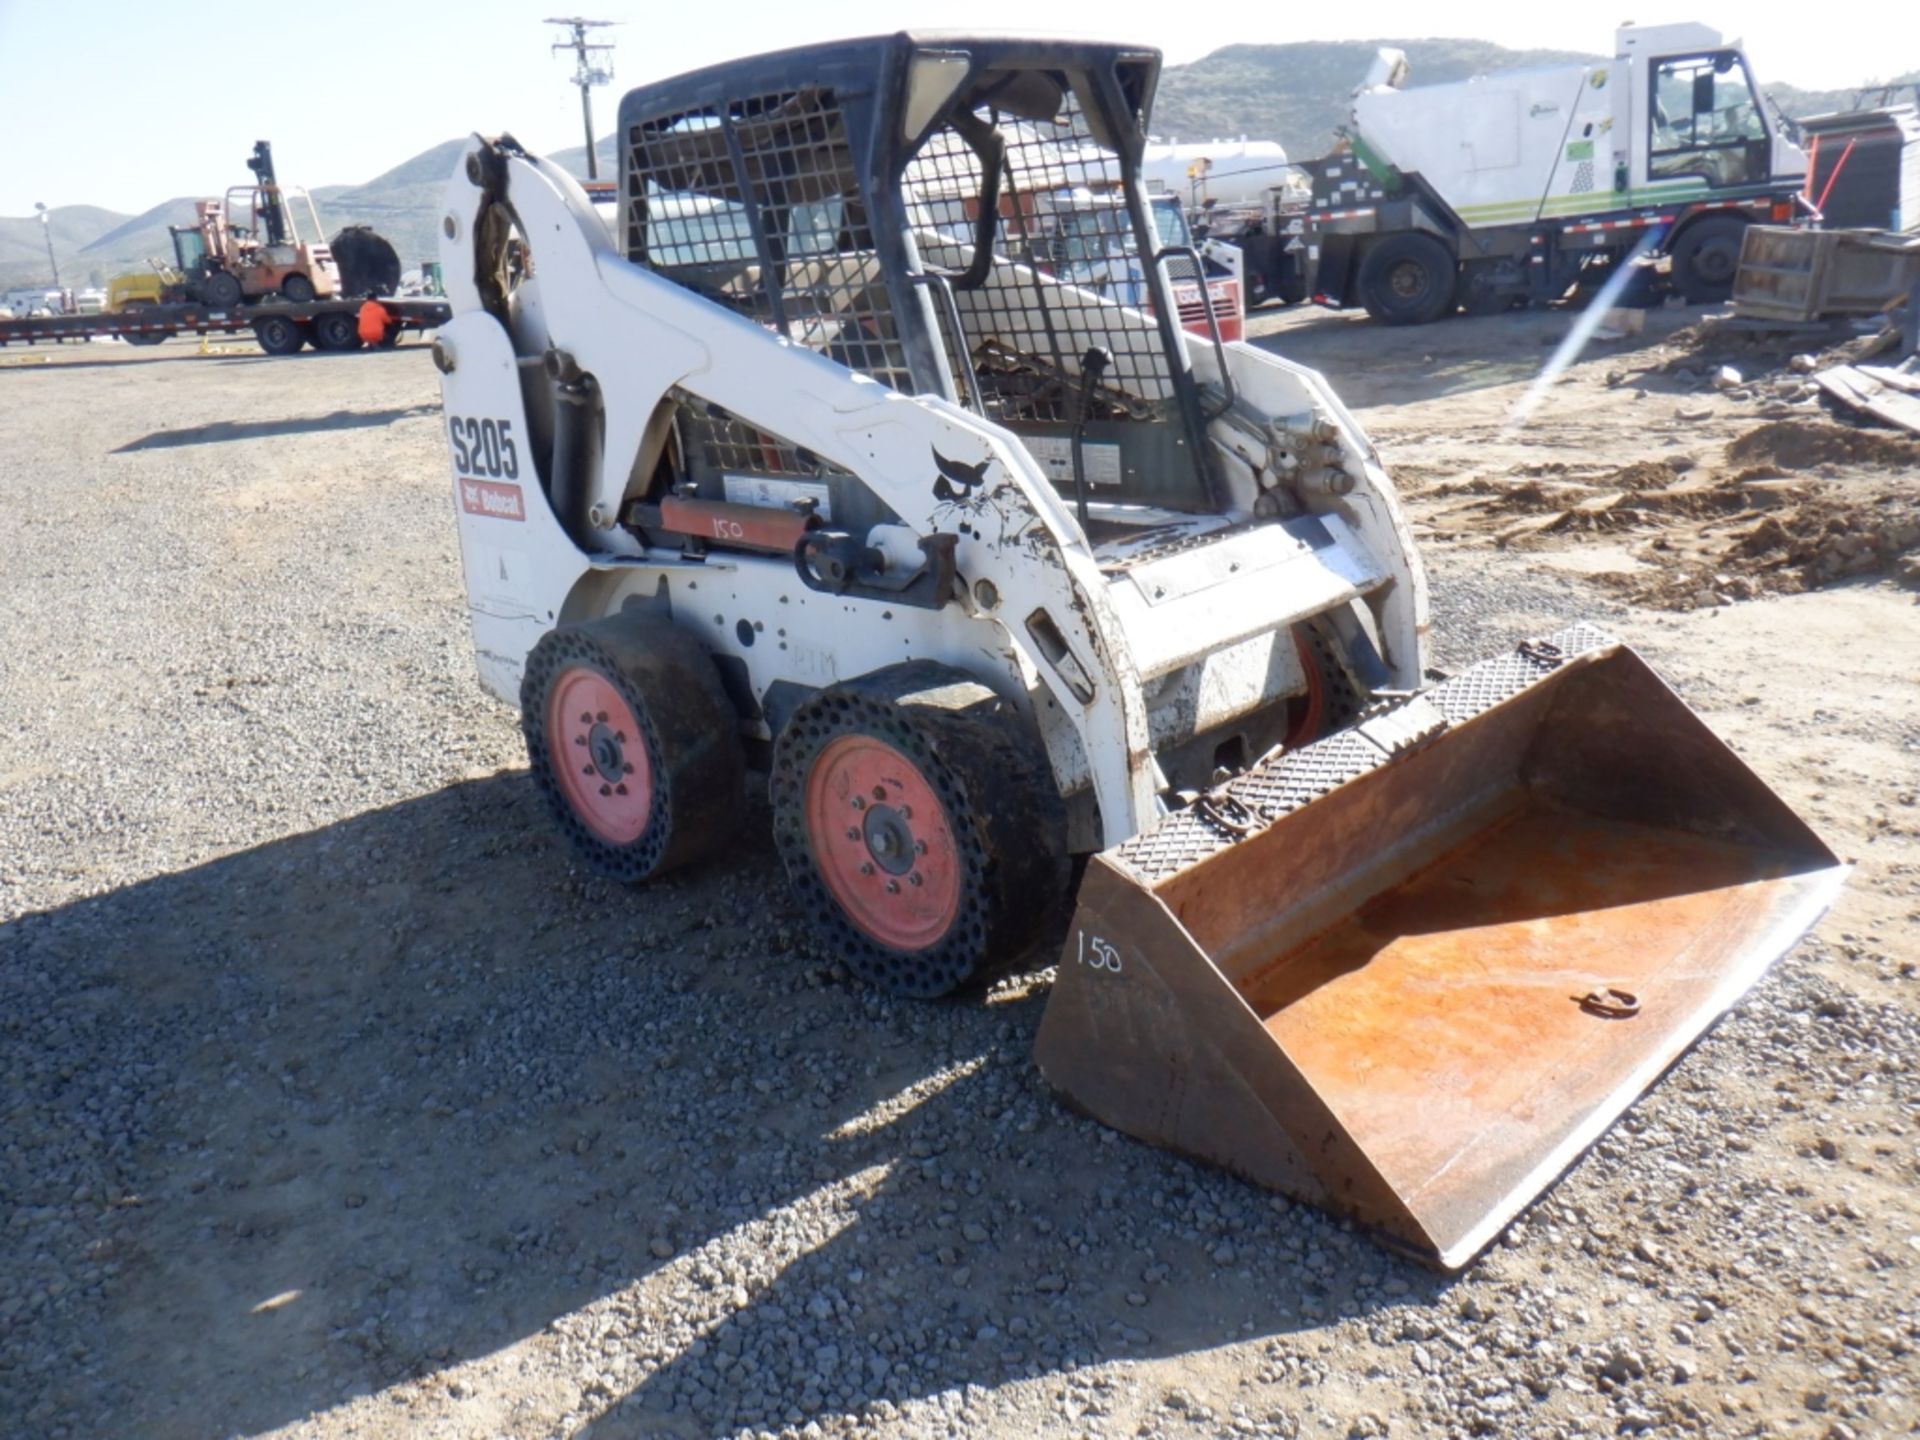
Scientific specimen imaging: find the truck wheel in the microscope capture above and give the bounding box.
[771,664,1070,998]
[119,302,167,346]
[1670,216,1748,304]
[254,316,308,355]
[201,271,243,308]
[280,274,316,304]
[1358,233,1457,325]
[312,312,362,352]
[521,615,745,883]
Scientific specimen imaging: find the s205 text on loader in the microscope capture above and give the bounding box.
[430,34,1843,1268]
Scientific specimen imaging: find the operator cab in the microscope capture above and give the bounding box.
[616,35,1225,525]
[170,226,208,274]
[1619,22,1805,196]
[1648,49,1772,187]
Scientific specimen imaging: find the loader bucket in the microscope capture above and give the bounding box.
[1034,625,1844,1269]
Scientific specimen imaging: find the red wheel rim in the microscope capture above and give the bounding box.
[546,667,654,844]
[804,735,962,952]
[1283,628,1327,749]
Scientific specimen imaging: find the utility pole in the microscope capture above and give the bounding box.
[34,202,61,290]
[546,17,617,179]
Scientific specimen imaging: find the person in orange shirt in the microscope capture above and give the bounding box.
[357,297,395,348]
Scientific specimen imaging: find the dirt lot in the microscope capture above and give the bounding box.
[1,308,1916,1440]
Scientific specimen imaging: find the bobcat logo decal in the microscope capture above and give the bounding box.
[931,448,992,504]
[927,445,1056,564]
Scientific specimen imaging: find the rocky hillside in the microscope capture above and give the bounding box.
[1151,38,1598,153]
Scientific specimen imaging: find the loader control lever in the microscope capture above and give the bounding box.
[1068,347,1112,532]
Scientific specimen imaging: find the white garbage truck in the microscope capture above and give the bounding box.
[1299,21,1811,323]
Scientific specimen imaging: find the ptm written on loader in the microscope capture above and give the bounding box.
[431,33,1843,1268]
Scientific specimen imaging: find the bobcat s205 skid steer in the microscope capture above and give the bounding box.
[431,35,1843,1267]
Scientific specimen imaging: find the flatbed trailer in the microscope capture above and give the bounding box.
[0,296,451,355]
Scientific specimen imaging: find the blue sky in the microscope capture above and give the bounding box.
[1,0,1913,215]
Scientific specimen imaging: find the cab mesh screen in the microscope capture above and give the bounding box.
[903,88,1177,425]
[626,90,912,391]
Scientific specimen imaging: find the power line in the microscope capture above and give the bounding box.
[546,17,618,179]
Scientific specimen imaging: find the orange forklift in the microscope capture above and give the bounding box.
[166,141,340,308]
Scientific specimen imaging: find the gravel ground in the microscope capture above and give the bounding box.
[1,326,1916,1440]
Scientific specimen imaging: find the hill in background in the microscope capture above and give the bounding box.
[4,42,1916,291]
[1150,40,1918,155]
[0,205,132,294]
[0,138,619,292]
[1150,38,1598,152]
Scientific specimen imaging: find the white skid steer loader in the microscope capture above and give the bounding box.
[432,35,1844,1267]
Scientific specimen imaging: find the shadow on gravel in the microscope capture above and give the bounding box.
[112,404,441,452]
[0,351,288,373]
[2,773,1445,1438]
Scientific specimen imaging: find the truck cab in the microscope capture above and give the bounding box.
[1353,22,1803,226]
[1619,24,1804,194]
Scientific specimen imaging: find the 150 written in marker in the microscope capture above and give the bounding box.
[1077,932,1121,973]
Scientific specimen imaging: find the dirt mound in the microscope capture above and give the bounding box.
[1641,316,1907,399]
[1424,423,1919,609]
[1727,420,1920,472]
[1661,317,1808,363]
[1608,458,1688,490]
[1624,488,1920,609]
[1457,460,1749,544]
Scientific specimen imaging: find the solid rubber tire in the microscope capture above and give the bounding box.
[770,663,1070,998]
[201,271,243,308]
[520,615,745,883]
[280,274,316,304]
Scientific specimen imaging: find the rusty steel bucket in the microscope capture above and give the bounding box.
[1034,626,1844,1269]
